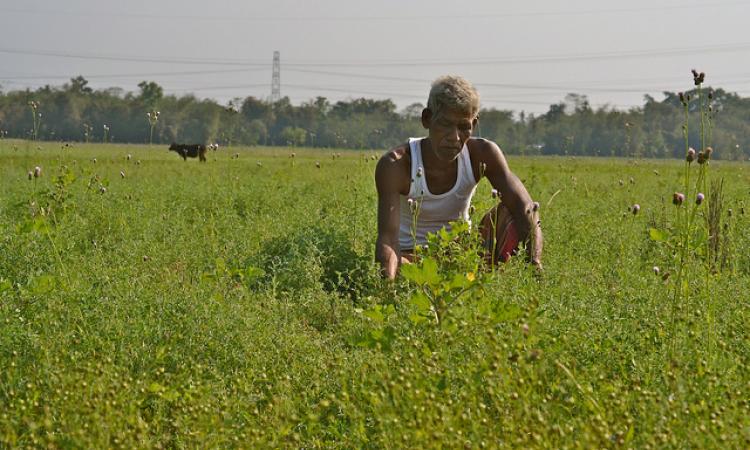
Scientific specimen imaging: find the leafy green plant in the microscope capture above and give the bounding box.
[400,220,482,325]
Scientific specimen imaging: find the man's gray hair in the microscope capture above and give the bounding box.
[427,75,480,118]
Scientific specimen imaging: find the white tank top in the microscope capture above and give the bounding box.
[398,138,478,250]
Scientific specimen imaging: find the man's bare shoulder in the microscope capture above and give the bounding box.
[467,137,503,159]
[378,143,410,165]
[376,143,411,194]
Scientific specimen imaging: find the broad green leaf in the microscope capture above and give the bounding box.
[401,257,441,286]
[410,292,431,313]
[215,257,227,274]
[28,275,56,295]
[163,389,180,402]
[409,313,428,325]
[363,306,384,323]
[245,266,265,280]
[649,227,667,242]
[447,272,471,290]
[32,217,51,234]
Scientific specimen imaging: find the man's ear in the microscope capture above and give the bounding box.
[421,108,432,129]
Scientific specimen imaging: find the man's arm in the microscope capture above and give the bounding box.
[479,140,543,267]
[375,150,407,279]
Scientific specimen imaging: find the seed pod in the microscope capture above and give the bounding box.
[673,192,685,206]
[696,193,705,205]
[33,166,41,178]
[697,152,706,164]
[686,148,696,162]
[704,147,713,160]
[653,266,660,276]
[407,198,417,213]
[27,171,33,180]
[632,204,640,215]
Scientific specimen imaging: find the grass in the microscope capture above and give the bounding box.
[1,140,749,448]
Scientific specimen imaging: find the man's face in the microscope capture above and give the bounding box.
[423,107,477,162]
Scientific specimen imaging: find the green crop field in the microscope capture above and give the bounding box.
[1,140,749,448]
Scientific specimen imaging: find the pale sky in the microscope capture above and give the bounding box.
[1,0,749,115]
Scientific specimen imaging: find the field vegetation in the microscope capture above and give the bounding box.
[1,137,748,448]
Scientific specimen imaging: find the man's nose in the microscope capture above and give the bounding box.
[446,127,460,142]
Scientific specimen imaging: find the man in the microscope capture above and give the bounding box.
[375,75,543,280]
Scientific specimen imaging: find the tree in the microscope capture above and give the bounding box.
[137,81,163,109]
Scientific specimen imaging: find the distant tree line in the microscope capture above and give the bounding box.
[1,76,749,160]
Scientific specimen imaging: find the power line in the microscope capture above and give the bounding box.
[0,2,746,22]
[0,67,268,81]
[2,41,750,68]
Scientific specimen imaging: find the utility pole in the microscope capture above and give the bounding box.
[271,51,280,103]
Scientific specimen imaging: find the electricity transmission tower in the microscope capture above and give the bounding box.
[271,51,280,103]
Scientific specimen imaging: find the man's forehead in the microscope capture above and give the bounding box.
[435,108,477,122]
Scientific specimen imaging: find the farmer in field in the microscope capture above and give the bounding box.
[375,75,543,279]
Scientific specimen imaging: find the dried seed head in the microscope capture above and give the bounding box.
[678,92,686,105]
[704,147,713,159]
[120,171,125,178]
[653,266,660,276]
[315,161,321,168]
[631,204,640,215]
[407,198,417,213]
[686,147,696,162]
[127,154,132,160]
[99,186,107,194]
[673,192,685,206]
[27,171,33,180]
[696,193,705,205]
[256,161,262,167]
[92,158,97,164]
[33,166,41,178]
[697,152,706,164]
